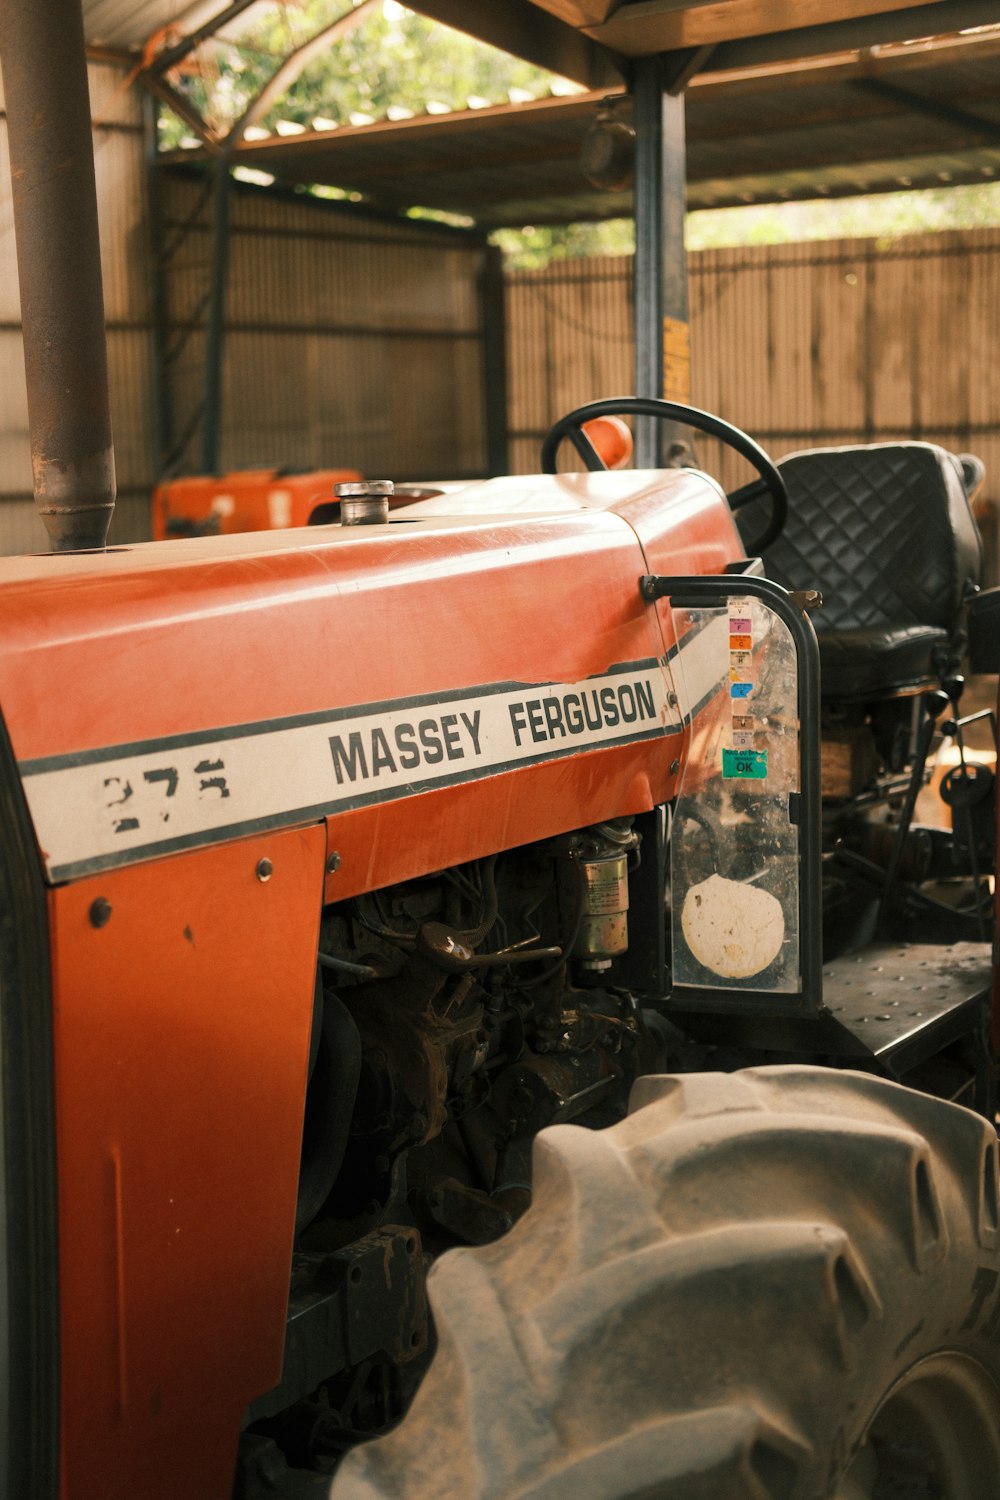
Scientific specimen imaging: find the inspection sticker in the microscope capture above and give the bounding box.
[723,749,768,779]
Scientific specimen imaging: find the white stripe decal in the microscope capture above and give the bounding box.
[21,618,730,882]
[669,612,730,722]
[21,661,684,881]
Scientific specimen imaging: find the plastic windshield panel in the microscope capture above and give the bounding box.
[670,594,801,993]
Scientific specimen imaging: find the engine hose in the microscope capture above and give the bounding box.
[354,892,416,944]
[459,855,499,947]
[518,857,586,991]
[295,985,362,1235]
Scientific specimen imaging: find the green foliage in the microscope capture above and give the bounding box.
[491,220,635,269]
[159,0,560,145]
[156,0,1000,258]
[490,182,1000,267]
[686,182,1000,250]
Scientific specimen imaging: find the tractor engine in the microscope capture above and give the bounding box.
[298,819,656,1256]
[239,819,665,1487]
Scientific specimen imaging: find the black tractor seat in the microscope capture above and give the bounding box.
[741,441,984,700]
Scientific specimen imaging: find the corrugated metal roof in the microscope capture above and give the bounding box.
[158,30,1000,224]
[83,0,308,53]
[84,1,1000,224]
[84,0,220,51]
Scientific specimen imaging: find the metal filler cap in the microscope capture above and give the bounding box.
[336,479,393,526]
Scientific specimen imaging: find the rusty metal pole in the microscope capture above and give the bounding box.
[0,0,116,551]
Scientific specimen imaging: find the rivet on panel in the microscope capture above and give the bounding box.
[326,851,342,875]
[89,896,112,928]
[256,858,274,883]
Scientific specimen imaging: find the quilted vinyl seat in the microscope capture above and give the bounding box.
[748,442,983,699]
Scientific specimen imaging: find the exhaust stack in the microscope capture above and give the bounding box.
[0,0,116,551]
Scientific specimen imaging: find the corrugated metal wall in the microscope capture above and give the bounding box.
[689,232,1000,498]
[0,60,490,555]
[0,60,155,553]
[506,234,1000,517]
[158,170,489,483]
[2,61,996,557]
[507,256,634,477]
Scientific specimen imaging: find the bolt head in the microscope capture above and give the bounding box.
[326,851,341,875]
[334,480,394,498]
[256,857,273,883]
[89,897,112,929]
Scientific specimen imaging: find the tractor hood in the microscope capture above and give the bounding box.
[0,468,742,894]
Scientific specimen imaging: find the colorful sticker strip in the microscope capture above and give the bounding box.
[724,601,767,779]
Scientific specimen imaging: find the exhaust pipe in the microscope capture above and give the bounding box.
[0,0,116,551]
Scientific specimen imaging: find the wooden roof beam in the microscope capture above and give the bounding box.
[852,76,1000,145]
[406,0,624,89]
[704,0,1000,72]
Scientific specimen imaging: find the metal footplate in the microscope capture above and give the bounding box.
[669,941,993,1109]
[820,941,993,1078]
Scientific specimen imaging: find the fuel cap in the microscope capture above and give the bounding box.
[335,480,393,526]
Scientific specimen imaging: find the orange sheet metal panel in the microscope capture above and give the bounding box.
[0,474,741,903]
[0,469,743,1497]
[610,464,743,579]
[51,822,327,1500]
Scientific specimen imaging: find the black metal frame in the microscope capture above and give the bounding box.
[147,162,494,480]
[0,704,59,1500]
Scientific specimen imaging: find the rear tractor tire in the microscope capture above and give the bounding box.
[330,1067,1000,1499]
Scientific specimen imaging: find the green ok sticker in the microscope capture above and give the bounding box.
[723,748,768,779]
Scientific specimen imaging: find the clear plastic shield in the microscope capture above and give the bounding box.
[670,595,801,994]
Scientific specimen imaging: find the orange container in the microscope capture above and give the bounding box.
[152,468,363,540]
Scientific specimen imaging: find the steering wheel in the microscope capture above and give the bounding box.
[540,396,787,556]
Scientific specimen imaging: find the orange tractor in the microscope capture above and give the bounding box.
[4,397,1000,1499]
[2,2,1000,1498]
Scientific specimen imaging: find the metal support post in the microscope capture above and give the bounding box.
[200,150,233,476]
[481,244,509,476]
[0,0,117,549]
[632,56,690,467]
[143,92,174,478]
